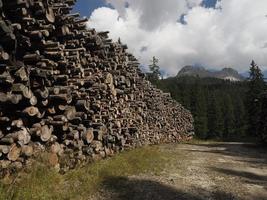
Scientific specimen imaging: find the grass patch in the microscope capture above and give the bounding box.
[0,145,170,200]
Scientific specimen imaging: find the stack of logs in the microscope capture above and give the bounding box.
[0,0,194,173]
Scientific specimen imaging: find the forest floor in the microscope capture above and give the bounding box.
[91,141,267,200]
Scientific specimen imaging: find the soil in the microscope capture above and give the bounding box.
[91,142,267,200]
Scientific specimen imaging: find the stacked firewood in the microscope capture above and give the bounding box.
[0,0,194,172]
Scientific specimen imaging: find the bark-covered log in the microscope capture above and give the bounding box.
[0,0,194,173]
[7,144,21,161]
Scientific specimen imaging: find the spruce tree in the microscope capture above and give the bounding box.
[223,94,235,139]
[259,92,267,143]
[234,96,246,136]
[207,93,224,138]
[191,80,208,138]
[148,56,161,85]
[247,60,265,137]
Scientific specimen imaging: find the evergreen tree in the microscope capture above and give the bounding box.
[207,93,224,138]
[247,60,265,137]
[191,80,208,138]
[223,94,235,138]
[259,92,267,143]
[147,56,161,85]
[234,96,246,136]
[157,76,248,140]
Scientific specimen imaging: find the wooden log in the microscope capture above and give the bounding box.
[0,51,9,61]
[51,142,63,155]
[4,128,31,145]
[23,106,40,117]
[64,106,76,120]
[31,124,53,142]
[0,93,8,103]
[7,144,21,161]
[50,94,72,104]
[29,95,38,106]
[0,160,11,169]
[53,115,68,122]
[40,125,53,142]
[21,145,33,157]
[28,30,43,40]
[18,128,31,145]
[11,119,24,128]
[23,53,41,62]
[12,84,33,99]
[0,130,4,139]
[0,137,14,145]
[81,128,94,144]
[35,88,49,99]
[0,145,10,154]
[45,7,55,23]
[15,67,28,82]
[91,140,103,153]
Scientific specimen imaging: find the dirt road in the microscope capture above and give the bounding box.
[96,142,267,200]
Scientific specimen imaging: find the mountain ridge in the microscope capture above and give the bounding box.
[177,66,245,81]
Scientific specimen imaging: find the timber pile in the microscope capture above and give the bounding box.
[0,0,193,173]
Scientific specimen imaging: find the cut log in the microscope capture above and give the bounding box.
[75,100,90,111]
[64,106,76,120]
[0,137,14,145]
[11,119,24,128]
[23,106,40,117]
[0,145,10,154]
[21,145,33,157]
[40,125,52,142]
[12,84,33,99]
[7,144,21,161]
[51,142,63,155]
[81,128,94,144]
[45,7,55,23]
[0,51,9,61]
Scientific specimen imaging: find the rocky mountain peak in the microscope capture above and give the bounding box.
[177,66,244,81]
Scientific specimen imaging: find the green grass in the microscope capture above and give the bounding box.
[0,146,170,200]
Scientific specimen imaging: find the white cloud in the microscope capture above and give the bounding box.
[88,0,267,76]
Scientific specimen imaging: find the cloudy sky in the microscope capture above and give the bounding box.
[73,0,267,76]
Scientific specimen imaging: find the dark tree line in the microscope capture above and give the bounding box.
[147,58,267,143]
[248,61,267,143]
[157,76,247,140]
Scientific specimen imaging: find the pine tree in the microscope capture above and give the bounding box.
[207,93,217,137]
[223,94,235,138]
[247,60,265,137]
[147,56,161,85]
[259,92,267,143]
[191,80,208,138]
[234,96,246,136]
[207,93,224,138]
[157,76,249,140]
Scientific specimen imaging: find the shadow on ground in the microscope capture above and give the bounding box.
[211,167,267,190]
[101,176,236,200]
[186,143,267,164]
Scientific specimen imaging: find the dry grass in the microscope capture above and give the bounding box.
[0,145,170,200]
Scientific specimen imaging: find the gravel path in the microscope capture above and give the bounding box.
[93,142,267,200]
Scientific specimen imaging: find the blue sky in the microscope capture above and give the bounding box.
[72,0,106,17]
[73,0,267,75]
[202,0,218,8]
[73,0,218,17]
